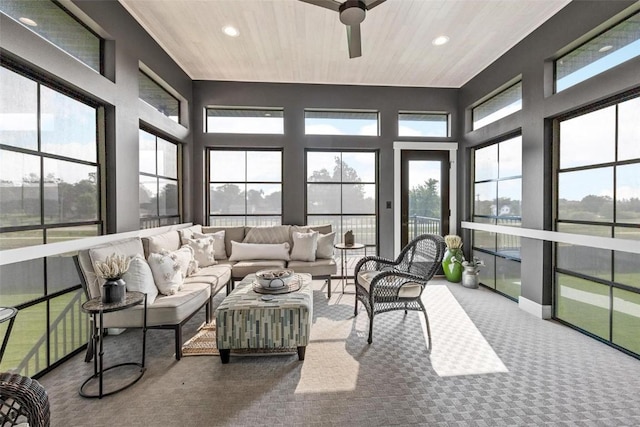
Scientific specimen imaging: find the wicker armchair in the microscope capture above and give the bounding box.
[354,233,445,347]
[0,372,50,427]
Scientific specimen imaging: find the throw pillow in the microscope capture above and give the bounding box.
[177,224,203,244]
[290,231,318,262]
[228,241,291,261]
[160,246,194,280]
[147,252,183,295]
[243,225,291,244]
[183,237,216,267]
[122,255,158,304]
[316,231,336,259]
[194,230,226,260]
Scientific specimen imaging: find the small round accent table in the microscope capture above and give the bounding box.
[79,291,147,399]
[334,243,366,294]
[0,307,18,364]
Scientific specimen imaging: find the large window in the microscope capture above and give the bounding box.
[139,129,180,229]
[205,108,284,134]
[471,135,522,300]
[305,110,378,136]
[472,81,522,130]
[139,71,180,123]
[0,64,100,376]
[398,112,449,137]
[555,12,640,92]
[0,0,102,73]
[306,151,377,253]
[208,149,282,226]
[555,93,640,356]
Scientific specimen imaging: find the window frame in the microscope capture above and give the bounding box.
[471,81,523,131]
[204,107,285,134]
[304,109,380,136]
[304,148,379,254]
[398,111,450,137]
[138,128,182,229]
[207,148,284,226]
[138,70,181,124]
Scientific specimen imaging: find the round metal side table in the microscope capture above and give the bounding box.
[79,291,147,399]
[0,307,18,365]
[334,242,366,294]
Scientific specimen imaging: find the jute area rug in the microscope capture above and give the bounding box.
[182,321,296,357]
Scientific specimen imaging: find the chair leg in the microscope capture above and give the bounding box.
[419,300,432,353]
[84,336,94,363]
[404,302,408,315]
[354,291,358,315]
[367,313,373,344]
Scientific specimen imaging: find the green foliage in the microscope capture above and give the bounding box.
[409,178,439,218]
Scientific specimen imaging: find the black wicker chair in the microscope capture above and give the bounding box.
[0,372,50,427]
[354,233,446,348]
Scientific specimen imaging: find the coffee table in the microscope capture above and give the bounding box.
[215,273,313,364]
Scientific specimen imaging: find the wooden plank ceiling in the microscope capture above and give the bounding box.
[119,0,571,88]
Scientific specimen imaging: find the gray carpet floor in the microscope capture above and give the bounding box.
[39,279,640,426]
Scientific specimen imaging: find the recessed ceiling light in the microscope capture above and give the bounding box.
[598,45,613,53]
[432,36,449,46]
[19,17,37,27]
[222,25,239,37]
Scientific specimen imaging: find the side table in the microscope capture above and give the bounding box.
[79,291,147,399]
[334,243,366,294]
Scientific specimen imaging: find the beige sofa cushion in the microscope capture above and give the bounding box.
[178,224,203,244]
[291,224,333,236]
[87,237,145,297]
[202,226,245,258]
[243,225,291,244]
[101,281,211,328]
[184,264,232,296]
[232,260,286,279]
[142,231,181,257]
[287,259,337,277]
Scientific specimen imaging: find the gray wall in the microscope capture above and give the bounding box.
[457,0,640,306]
[0,0,194,232]
[192,81,458,259]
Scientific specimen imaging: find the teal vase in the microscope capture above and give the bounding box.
[442,249,463,283]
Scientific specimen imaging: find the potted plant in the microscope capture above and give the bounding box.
[442,235,464,283]
[94,253,131,303]
[461,257,485,289]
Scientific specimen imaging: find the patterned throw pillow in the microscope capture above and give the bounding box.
[122,255,158,304]
[194,230,226,260]
[147,251,183,295]
[183,237,216,268]
[290,231,318,262]
[243,226,291,244]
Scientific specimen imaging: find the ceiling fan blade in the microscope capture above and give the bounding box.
[365,0,387,10]
[298,0,341,12]
[346,24,362,58]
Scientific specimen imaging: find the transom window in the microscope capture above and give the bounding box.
[472,81,522,130]
[304,110,378,136]
[208,149,282,226]
[555,11,640,92]
[398,112,449,137]
[139,71,180,123]
[0,0,102,72]
[205,108,284,134]
[139,129,181,229]
[306,150,377,253]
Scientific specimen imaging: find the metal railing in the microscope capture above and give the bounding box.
[409,216,441,241]
[15,291,86,377]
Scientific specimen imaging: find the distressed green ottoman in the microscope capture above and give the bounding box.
[215,273,313,364]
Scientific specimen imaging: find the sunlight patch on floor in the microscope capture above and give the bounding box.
[294,315,361,394]
[423,285,509,377]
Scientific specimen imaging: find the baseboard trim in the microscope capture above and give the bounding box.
[519,297,552,319]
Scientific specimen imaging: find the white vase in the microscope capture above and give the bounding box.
[461,267,479,289]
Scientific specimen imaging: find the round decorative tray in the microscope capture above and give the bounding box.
[252,274,302,295]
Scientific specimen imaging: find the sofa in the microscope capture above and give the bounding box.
[74,223,337,361]
[190,224,337,294]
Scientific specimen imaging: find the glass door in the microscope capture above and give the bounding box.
[401,150,450,248]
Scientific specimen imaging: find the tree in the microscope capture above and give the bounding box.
[409,178,440,218]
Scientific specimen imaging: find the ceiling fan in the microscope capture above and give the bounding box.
[299,0,387,58]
